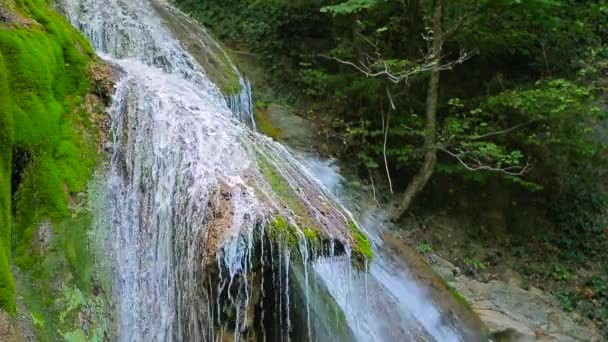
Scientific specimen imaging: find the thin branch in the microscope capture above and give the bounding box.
[319,49,475,84]
[470,119,541,141]
[386,86,396,110]
[438,146,534,176]
[381,103,394,194]
[368,168,381,208]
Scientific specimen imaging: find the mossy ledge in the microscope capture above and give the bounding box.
[0,0,115,339]
[256,152,373,269]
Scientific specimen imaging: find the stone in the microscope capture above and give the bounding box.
[33,220,53,254]
[265,104,316,150]
[500,268,527,289]
[476,308,536,341]
[449,276,603,341]
[432,255,461,282]
[0,311,15,340]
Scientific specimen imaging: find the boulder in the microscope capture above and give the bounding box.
[264,104,315,150]
[433,255,461,282]
[448,276,602,341]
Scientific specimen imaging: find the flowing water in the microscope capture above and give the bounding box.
[58,0,472,340]
[298,157,465,341]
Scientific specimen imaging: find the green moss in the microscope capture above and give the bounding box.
[435,273,473,311]
[348,221,374,269]
[0,44,16,313]
[254,105,282,140]
[448,285,471,309]
[268,217,298,248]
[0,0,96,313]
[257,153,317,230]
[302,228,318,240]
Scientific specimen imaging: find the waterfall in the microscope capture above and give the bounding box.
[57,0,471,340]
[227,76,256,130]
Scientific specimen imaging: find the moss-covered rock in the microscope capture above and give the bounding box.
[0,1,115,339]
[256,152,373,270]
[0,0,95,313]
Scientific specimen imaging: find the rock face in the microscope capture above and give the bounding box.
[432,260,603,341]
[264,104,316,150]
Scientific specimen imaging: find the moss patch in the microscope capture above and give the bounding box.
[348,221,373,269]
[0,0,99,322]
[254,104,282,140]
[256,153,318,231]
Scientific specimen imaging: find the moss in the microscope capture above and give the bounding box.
[254,105,282,140]
[0,0,97,315]
[268,217,299,248]
[435,273,474,311]
[256,153,317,231]
[302,228,318,241]
[448,285,471,309]
[348,221,374,269]
[0,43,16,313]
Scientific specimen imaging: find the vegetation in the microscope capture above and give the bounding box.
[0,0,110,339]
[176,0,608,334]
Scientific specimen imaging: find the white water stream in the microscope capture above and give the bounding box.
[58,0,468,340]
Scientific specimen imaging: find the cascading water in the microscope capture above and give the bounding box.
[227,76,256,130]
[58,0,476,340]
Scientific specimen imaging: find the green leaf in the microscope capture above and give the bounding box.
[321,0,377,15]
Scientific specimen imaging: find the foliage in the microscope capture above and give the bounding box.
[464,257,486,275]
[321,0,377,15]
[416,243,432,254]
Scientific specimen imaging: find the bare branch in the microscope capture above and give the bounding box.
[368,168,381,208]
[438,146,534,176]
[470,119,541,141]
[381,103,394,194]
[320,48,475,85]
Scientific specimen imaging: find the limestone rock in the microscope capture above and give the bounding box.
[0,311,16,341]
[265,104,315,150]
[33,220,53,254]
[432,255,461,282]
[89,61,121,105]
[449,276,602,341]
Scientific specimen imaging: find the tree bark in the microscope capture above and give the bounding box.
[390,0,443,220]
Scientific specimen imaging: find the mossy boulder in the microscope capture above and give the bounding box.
[0,1,116,340]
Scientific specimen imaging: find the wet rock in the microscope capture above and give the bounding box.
[89,61,121,105]
[0,311,16,341]
[0,5,13,23]
[33,220,53,254]
[264,104,315,150]
[449,276,602,341]
[382,233,488,342]
[149,0,241,94]
[432,255,461,282]
[499,268,527,290]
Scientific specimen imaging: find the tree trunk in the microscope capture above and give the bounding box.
[390,0,443,220]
